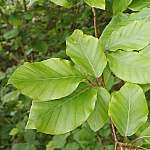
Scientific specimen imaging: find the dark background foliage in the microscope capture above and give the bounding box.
[0,0,114,149]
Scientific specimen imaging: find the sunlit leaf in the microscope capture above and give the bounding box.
[108,51,150,84]
[84,0,105,9]
[8,58,84,101]
[109,83,148,136]
[26,83,97,135]
[107,21,150,51]
[129,0,150,11]
[66,30,107,78]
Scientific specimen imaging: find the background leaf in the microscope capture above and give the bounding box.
[11,143,36,150]
[109,83,148,136]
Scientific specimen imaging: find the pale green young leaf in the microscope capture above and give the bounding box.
[66,30,107,78]
[129,0,150,11]
[139,44,150,57]
[84,0,105,9]
[100,8,150,48]
[8,58,84,101]
[107,21,150,51]
[87,87,110,131]
[108,51,150,84]
[109,83,148,136]
[26,83,97,135]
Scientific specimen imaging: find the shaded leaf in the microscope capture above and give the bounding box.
[2,91,20,104]
[103,66,115,91]
[11,143,36,150]
[3,28,19,40]
[140,126,150,143]
[88,87,110,131]
[129,0,150,11]
[113,0,132,15]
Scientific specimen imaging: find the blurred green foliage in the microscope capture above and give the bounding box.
[0,0,112,149]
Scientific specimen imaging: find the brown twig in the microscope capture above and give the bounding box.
[111,120,118,150]
[92,7,98,38]
[119,142,147,150]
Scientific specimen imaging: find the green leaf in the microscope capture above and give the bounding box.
[139,44,150,57]
[140,84,150,93]
[2,90,20,104]
[103,66,115,91]
[73,127,95,147]
[129,0,150,11]
[100,8,150,48]
[139,126,150,143]
[26,83,97,135]
[3,28,19,40]
[66,30,107,78]
[8,58,84,101]
[9,128,19,136]
[11,143,36,150]
[64,142,79,150]
[108,51,150,84]
[46,134,69,150]
[84,0,105,10]
[107,21,150,51]
[113,0,132,15]
[87,87,110,131]
[50,0,73,8]
[32,41,48,52]
[109,83,148,136]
